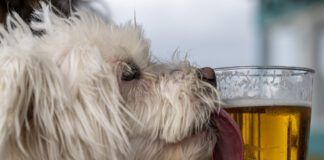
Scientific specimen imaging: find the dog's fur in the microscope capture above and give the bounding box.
[0,3,224,160]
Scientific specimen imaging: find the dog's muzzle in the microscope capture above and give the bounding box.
[200,67,243,160]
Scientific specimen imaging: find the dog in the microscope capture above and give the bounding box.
[0,3,243,160]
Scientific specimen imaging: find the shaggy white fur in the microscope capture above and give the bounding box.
[0,3,239,160]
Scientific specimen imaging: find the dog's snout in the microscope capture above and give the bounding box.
[199,67,217,87]
[200,67,215,80]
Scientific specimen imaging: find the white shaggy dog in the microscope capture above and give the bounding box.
[0,4,242,160]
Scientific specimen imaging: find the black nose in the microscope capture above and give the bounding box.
[199,67,217,87]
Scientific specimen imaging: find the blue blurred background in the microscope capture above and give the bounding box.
[95,0,324,159]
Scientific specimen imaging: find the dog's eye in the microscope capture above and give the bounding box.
[121,63,140,81]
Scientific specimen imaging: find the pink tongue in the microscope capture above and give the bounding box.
[212,109,243,160]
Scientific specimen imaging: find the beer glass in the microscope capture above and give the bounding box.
[214,66,314,160]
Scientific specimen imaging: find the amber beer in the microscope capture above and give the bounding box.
[215,66,314,160]
[224,101,311,160]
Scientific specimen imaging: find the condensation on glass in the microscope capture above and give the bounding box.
[215,66,315,160]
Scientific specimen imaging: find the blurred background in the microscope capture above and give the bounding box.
[94,0,324,159]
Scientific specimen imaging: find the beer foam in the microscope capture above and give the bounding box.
[222,98,311,108]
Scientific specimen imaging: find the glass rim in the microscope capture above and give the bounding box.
[214,66,315,74]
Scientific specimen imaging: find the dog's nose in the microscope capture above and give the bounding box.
[199,67,217,87]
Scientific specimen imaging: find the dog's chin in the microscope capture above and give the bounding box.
[174,109,244,160]
[182,116,218,144]
[159,129,216,160]
[178,127,217,145]
[161,114,218,159]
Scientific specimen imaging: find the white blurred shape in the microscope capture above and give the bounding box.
[106,0,258,67]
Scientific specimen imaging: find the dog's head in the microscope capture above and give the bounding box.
[0,5,242,159]
[36,9,242,159]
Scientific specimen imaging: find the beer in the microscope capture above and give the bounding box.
[224,100,311,160]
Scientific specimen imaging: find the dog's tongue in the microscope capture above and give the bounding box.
[212,109,243,160]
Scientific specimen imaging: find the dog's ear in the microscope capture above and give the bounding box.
[0,50,72,159]
[30,7,132,159]
[0,13,75,159]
